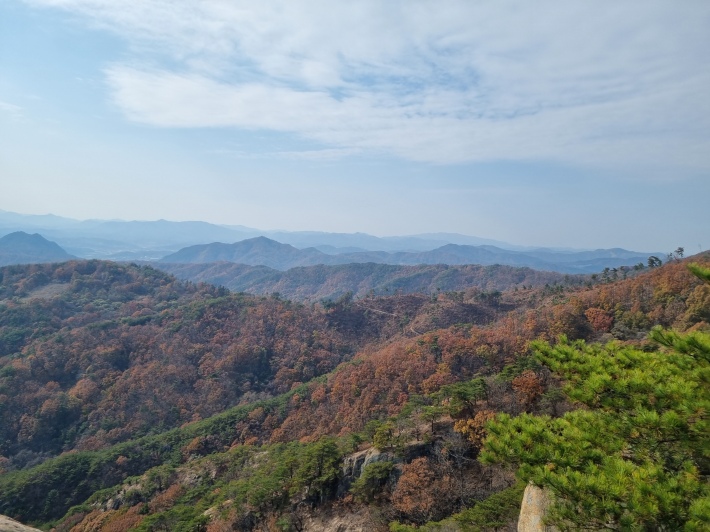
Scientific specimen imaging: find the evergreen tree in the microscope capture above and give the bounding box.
[481,330,709,530]
[480,264,710,530]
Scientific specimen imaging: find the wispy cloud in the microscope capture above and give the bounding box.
[0,100,23,119]
[207,146,359,161]
[23,0,710,168]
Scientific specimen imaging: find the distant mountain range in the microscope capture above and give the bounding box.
[1,209,637,260]
[0,210,253,260]
[0,229,641,299]
[162,236,327,270]
[160,236,653,274]
[0,209,663,274]
[0,232,75,266]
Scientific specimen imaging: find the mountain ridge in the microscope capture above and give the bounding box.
[0,209,662,261]
[156,261,584,301]
[0,231,76,266]
[160,236,655,274]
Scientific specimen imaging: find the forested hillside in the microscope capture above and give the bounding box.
[157,261,585,301]
[0,256,707,530]
[0,261,356,470]
[0,232,75,266]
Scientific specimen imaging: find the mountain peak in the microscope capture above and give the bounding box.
[244,235,284,245]
[160,236,326,270]
[0,231,75,266]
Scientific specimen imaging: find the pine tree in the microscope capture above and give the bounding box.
[480,263,710,530]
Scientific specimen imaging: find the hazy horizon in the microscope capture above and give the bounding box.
[1,1,708,252]
[0,207,678,256]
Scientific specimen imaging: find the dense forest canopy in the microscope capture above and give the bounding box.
[481,263,710,530]
[0,255,707,530]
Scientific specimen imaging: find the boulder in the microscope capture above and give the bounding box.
[518,483,557,532]
[0,515,42,532]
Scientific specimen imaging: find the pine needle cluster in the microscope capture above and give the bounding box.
[480,264,710,530]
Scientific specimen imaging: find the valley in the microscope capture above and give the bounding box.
[4,2,707,529]
[0,253,707,530]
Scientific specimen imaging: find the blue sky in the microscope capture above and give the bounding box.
[1,1,708,252]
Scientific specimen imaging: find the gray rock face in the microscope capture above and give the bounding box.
[0,515,42,532]
[518,483,557,532]
[339,447,390,496]
[338,442,429,497]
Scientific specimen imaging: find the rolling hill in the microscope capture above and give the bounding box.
[157,261,585,301]
[1,256,706,531]
[0,231,75,266]
[160,236,329,269]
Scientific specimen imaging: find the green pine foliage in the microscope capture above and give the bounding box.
[45,437,347,530]
[290,437,342,502]
[450,483,526,531]
[480,329,710,530]
[350,461,394,502]
[389,483,525,532]
[687,262,710,284]
[0,385,309,523]
[431,378,487,417]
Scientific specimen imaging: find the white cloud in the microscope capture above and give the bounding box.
[23,0,710,168]
[0,100,23,119]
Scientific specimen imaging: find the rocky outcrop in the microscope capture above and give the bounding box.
[518,483,557,532]
[339,447,390,496]
[341,447,387,478]
[0,515,41,532]
[301,507,382,532]
[338,442,428,496]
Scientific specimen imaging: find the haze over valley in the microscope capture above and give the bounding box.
[0,209,662,273]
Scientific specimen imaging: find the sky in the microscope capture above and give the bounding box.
[0,1,708,252]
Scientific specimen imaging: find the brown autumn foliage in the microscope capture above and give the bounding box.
[511,370,544,410]
[7,255,709,532]
[391,457,438,522]
[584,307,614,332]
[61,508,115,532]
[252,258,710,445]
[149,483,185,512]
[390,456,462,524]
[61,505,146,532]
[267,329,492,443]
[0,261,358,465]
[159,261,586,302]
[454,409,498,448]
[1,257,708,473]
[98,506,145,532]
[206,517,237,532]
